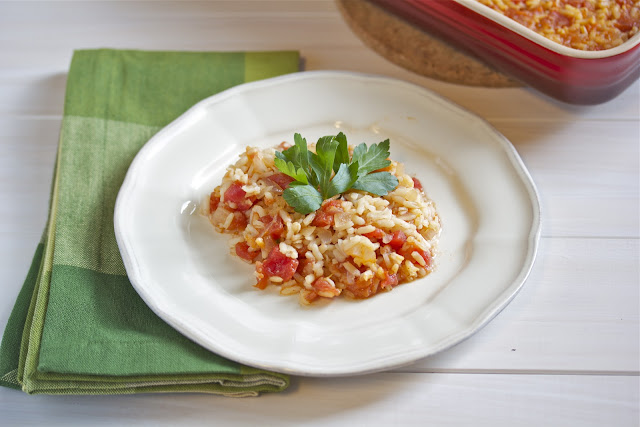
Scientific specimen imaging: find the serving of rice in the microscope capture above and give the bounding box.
[477,0,640,51]
[203,142,441,305]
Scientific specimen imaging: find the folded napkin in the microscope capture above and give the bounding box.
[0,49,299,396]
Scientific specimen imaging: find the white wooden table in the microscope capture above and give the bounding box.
[1,1,638,425]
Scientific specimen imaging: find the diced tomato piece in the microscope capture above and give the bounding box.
[260,215,285,240]
[255,262,269,290]
[312,210,332,227]
[413,248,432,268]
[344,269,378,299]
[363,228,385,241]
[324,199,344,213]
[388,230,407,250]
[380,271,399,288]
[224,182,255,211]
[223,182,246,204]
[412,177,423,191]
[311,278,331,291]
[312,210,333,227]
[261,247,299,282]
[261,215,272,223]
[346,277,375,299]
[227,212,247,231]
[311,199,343,227]
[401,245,432,268]
[209,193,220,213]
[311,278,341,297]
[235,242,258,261]
[266,173,295,190]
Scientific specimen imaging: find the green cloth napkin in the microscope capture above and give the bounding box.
[0,49,299,396]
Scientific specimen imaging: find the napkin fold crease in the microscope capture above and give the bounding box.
[0,49,299,396]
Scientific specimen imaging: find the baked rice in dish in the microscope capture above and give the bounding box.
[477,0,640,51]
[203,140,441,305]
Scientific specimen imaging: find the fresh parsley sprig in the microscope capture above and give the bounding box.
[274,133,399,214]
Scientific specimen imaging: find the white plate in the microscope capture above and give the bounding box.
[114,71,540,376]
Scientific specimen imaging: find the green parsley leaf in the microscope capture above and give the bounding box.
[292,133,312,183]
[327,161,359,198]
[277,134,317,186]
[273,158,308,184]
[274,133,400,214]
[283,184,323,214]
[352,172,399,196]
[307,154,324,189]
[333,132,350,173]
[314,136,340,198]
[352,139,392,176]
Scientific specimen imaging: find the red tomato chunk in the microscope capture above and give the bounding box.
[312,199,344,227]
[388,230,407,250]
[311,278,340,297]
[227,211,247,231]
[311,210,332,228]
[235,242,258,261]
[381,271,399,288]
[262,247,299,282]
[401,245,432,268]
[363,228,386,241]
[412,177,423,191]
[260,215,285,240]
[414,248,432,268]
[209,193,220,213]
[224,182,255,211]
[346,277,375,299]
[266,173,294,190]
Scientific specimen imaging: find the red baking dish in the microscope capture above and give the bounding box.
[369,0,640,105]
